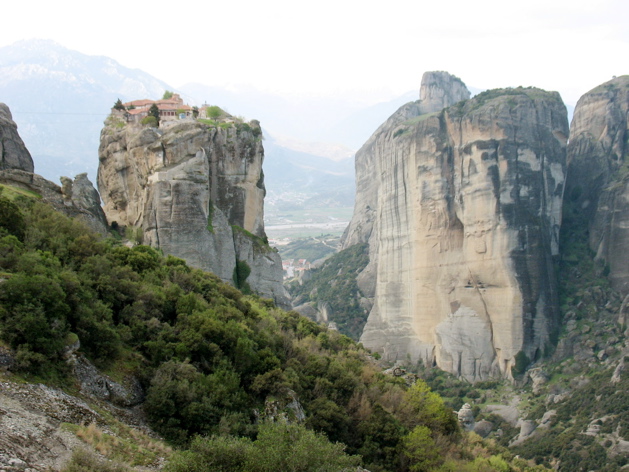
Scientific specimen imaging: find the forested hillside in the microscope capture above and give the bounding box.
[0,185,549,471]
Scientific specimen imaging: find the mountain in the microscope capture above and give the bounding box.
[263,134,355,210]
[0,39,170,182]
[0,40,418,210]
[338,72,569,381]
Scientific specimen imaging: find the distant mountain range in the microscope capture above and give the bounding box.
[0,39,170,181]
[0,39,499,210]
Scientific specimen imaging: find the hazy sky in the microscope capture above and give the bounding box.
[3,0,628,105]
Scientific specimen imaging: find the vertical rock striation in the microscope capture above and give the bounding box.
[565,76,629,295]
[343,73,568,380]
[98,118,289,308]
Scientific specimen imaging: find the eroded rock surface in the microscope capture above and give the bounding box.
[0,169,108,236]
[0,103,108,235]
[565,76,629,295]
[98,118,289,307]
[343,72,568,381]
[0,103,33,173]
[0,380,98,470]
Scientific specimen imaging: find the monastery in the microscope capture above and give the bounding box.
[112,93,196,123]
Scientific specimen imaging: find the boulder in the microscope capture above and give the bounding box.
[457,403,475,431]
[473,419,494,438]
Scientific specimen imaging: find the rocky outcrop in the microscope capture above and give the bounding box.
[457,403,475,431]
[0,169,108,236]
[72,355,143,407]
[0,374,168,471]
[0,379,100,470]
[418,71,471,115]
[98,118,289,308]
[343,72,568,381]
[0,103,108,235]
[564,76,629,295]
[0,103,33,173]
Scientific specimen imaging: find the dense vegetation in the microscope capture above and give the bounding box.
[279,155,629,470]
[0,187,547,471]
[288,243,370,340]
[511,368,629,471]
[491,185,628,471]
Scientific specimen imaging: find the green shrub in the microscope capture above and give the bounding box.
[0,196,538,472]
[113,99,126,111]
[62,448,130,472]
[206,106,224,120]
[287,243,369,340]
[141,116,158,127]
[0,193,26,240]
[233,259,251,292]
[511,351,530,377]
[164,422,360,472]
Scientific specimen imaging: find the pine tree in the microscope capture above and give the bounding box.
[149,103,160,126]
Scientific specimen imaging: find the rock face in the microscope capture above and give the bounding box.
[564,76,629,295]
[0,169,108,236]
[418,71,471,115]
[98,118,289,308]
[343,72,568,381]
[0,103,34,173]
[0,103,107,235]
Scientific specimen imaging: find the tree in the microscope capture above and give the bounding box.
[164,422,361,472]
[0,194,26,241]
[148,103,160,127]
[163,90,174,99]
[402,379,459,436]
[206,106,223,120]
[113,99,125,111]
[403,426,441,472]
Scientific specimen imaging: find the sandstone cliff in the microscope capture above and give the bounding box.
[343,73,568,381]
[98,117,290,308]
[564,76,629,296]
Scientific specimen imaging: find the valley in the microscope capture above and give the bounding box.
[1,38,629,472]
